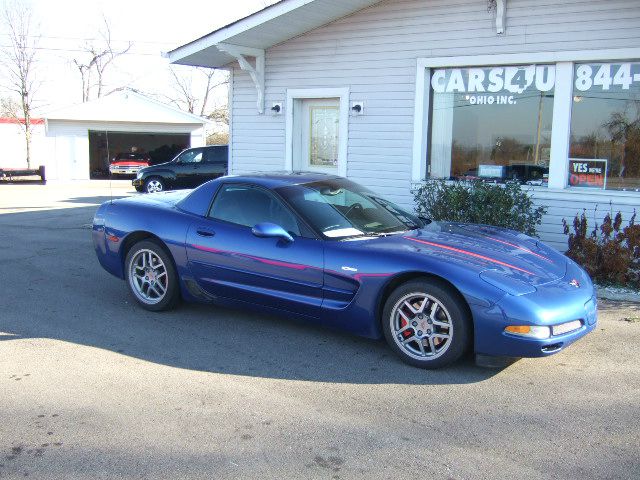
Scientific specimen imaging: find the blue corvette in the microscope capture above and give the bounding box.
[93,173,597,368]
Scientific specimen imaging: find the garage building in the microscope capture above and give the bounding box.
[45,90,209,181]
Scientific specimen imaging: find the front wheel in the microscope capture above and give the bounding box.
[145,176,165,193]
[124,239,180,311]
[382,279,471,369]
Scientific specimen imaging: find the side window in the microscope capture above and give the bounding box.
[205,146,228,164]
[177,149,204,164]
[209,184,301,236]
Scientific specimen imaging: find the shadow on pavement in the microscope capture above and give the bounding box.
[64,195,129,204]
[0,205,501,386]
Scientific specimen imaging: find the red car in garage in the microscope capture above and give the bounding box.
[109,152,151,176]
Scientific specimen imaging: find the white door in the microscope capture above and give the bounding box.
[296,98,340,173]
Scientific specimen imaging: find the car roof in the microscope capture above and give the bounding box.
[223,171,342,188]
[177,171,344,217]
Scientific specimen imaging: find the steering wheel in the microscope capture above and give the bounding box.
[344,202,363,217]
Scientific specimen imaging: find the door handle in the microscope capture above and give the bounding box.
[196,229,215,237]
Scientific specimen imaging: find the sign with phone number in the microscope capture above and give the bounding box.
[574,63,640,91]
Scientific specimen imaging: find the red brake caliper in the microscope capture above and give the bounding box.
[400,307,413,338]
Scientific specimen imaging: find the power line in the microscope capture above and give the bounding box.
[0,32,176,46]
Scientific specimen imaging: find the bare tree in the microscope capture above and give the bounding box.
[167,66,228,117]
[207,105,229,126]
[0,96,19,117]
[0,1,39,168]
[73,16,132,102]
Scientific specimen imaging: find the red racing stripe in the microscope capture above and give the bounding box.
[405,237,535,275]
[482,236,553,263]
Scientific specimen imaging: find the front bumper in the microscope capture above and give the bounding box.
[110,166,145,175]
[473,262,598,358]
[132,178,144,187]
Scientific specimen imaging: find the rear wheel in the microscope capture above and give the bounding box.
[125,239,180,311]
[145,176,165,193]
[382,279,471,369]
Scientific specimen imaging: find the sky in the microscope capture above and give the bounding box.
[0,0,279,115]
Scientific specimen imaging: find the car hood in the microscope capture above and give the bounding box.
[139,161,172,173]
[111,160,148,165]
[362,222,567,287]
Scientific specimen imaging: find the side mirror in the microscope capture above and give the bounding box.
[251,222,294,242]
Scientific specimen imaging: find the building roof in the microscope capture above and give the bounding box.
[45,90,210,125]
[168,0,382,68]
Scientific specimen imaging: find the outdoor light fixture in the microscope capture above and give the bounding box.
[271,102,283,115]
[351,101,364,116]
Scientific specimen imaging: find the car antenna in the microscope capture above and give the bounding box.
[106,130,112,204]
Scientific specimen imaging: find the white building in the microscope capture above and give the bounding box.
[169,0,640,249]
[43,90,209,181]
[0,118,47,170]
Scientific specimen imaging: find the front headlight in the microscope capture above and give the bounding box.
[504,325,550,339]
[136,170,144,179]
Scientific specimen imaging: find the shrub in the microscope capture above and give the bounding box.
[562,209,640,288]
[412,179,547,237]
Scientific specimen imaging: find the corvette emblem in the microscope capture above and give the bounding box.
[569,279,580,288]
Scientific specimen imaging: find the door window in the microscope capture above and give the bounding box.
[309,106,339,167]
[177,149,204,164]
[209,184,301,235]
[298,98,340,172]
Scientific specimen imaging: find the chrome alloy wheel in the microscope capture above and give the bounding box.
[128,249,168,305]
[390,292,454,360]
[146,179,163,193]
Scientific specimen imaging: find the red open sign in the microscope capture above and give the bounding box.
[568,159,607,189]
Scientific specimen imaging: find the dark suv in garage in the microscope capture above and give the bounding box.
[133,145,228,193]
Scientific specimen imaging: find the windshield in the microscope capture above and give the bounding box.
[276,178,425,239]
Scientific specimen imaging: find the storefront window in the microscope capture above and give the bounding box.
[428,65,555,186]
[569,61,640,191]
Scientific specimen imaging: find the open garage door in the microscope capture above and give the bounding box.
[89,131,190,178]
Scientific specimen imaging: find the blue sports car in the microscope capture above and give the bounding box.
[92,173,597,368]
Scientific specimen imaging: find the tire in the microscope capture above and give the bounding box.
[382,278,471,369]
[124,239,180,311]
[144,176,165,193]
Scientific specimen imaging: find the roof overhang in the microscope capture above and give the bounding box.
[167,0,382,68]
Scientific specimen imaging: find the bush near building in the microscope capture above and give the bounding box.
[563,210,640,288]
[412,179,547,237]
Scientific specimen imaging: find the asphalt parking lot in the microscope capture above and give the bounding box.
[1,181,639,479]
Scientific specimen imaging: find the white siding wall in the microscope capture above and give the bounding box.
[531,190,639,249]
[0,122,47,170]
[190,127,205,147]
[230,0,640,248]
